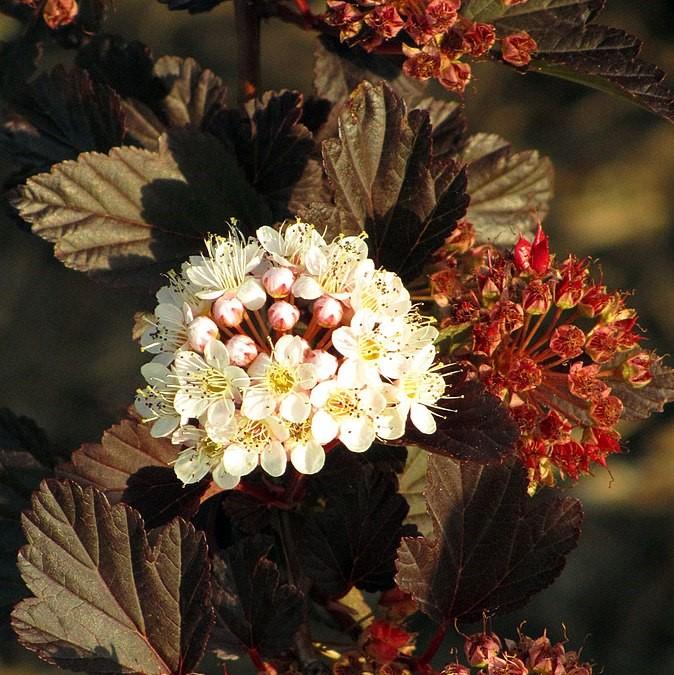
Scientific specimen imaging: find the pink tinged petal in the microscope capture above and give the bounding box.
[197,289,226,300]
[207,399,235,429]
[310,380,338,407]
[224,365,250,391]
[256,226,283,256]
[305,245,327,276]
[205,338,231,369]
[223,444,258,476]
[411,402,436,434]
[331,327,359,358]
[312,409,339,444]
[280,392,311,422]
[150,415,180,438]
[174,450,210,484]
[267,417,291,442]
[340,416,376,453]
[261,441,288,477]
[241,388,276,420]
[306,350,338,381]
[337,359,368,388]
[290,441,326,475]
[212,463,240,490]
[248,353,272,379]
[359,387,387,416]
[237,277,267,310]
[292,275,323,300]
[296,363,318,390]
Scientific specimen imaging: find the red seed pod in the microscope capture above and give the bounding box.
[501,31,538,67]
[464,632,502,667]
[363,4,405,39]
[462,21,497,57]
[622,351,655,388]
[530,224,551,275]
[568,363,610,402]
[539,410,573,442]
[507,357,543,393]
[549,324,586,359]
[522,279,552,315]
[590,394,624,428]
[585,325,619,363]
[438,60,472,93]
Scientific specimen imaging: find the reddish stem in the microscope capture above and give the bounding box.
[416,622,448,669]
[234,0,260,103]
[247,647,272,673]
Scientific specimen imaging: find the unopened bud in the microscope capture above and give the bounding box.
[622,351,654,388]
[186,316,219,353]
[465,632,501,668]
[268,301,300,331]
[313,295,344,328]
[213,295,244,328]
[225,334,258,367]
[262,267,295,298]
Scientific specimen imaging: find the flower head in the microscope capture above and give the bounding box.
[136,221,449,488]
[432,221,659,492]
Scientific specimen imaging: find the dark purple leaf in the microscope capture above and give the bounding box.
[58,417,208,528]
[211,535,303,659]
[322,81,469,282]
[14,129,270,288]
[462,133,554,246]
[389,370,518,464]
[12,480,213,673]
[1,65,125,189]
[297,451,410,599]
[396,456,583,623]
[159,0,225,13]
[0,411,51,639]
[206,90,326,218]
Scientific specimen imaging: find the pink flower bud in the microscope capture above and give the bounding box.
[305,349,338,381]
[212,295,244,328]
[225,334,258,367]
[262,267,295,299]
[268,301,300,331]
[313,295,344,328]
[186,316,219,353]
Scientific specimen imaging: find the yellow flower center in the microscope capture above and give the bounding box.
[265,363,297,395]
[325,389,359,418]
[358,334,383,361]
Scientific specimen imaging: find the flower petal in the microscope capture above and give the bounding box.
[410,402,437,434]
[311,409,339,445]
[340,416,375,453]
[290,441,326,475]
[261,441,288,477]
[280,392,311,422]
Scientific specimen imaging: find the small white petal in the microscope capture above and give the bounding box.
[292,275,323,300]
[340,416,375,453]
[410,402,437,434]
[174,450,210,484]
[237,278,267,310]
[241,388,276,420]
[331,327,359,359]
[261,441,288,477]
[212,463,240,490]
[223,444,258,476]
[150,415,179,438]
[311,409,339,445]
[280,392,311,422]
[290,441,325,475]
[205,339,230,369]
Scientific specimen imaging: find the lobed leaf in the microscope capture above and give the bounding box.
[462,133,554,246]
[15,130,270,287]
[296,452,411,600]
[321,81,469,281]
[389,370,519,464]
[0,411,51,639]
[398,447,432,538]
[12,480,213,673]
[58,418,208,528]
[1,65,125,189]
[396,456,583,624]
[210,536,303,659]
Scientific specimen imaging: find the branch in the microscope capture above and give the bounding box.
[234,0,261,103]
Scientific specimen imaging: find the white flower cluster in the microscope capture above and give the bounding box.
[135,222,448,489]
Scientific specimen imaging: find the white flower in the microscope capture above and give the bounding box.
[186,229,267,309]
[310,381,387,452]
[351,259,411,320]
[293,234,369,300]
[140,301,193,365]
[283,419,326,475]
[156,267,210,314]
[256,221,327,269]
[172,425,240,489]
[135,362,180,437]
[378,310,439,357]
[242,335,317,423]
[174,340,250,433]
[332,311,408,387]
[394,344,447,434]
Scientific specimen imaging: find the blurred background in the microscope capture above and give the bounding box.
[1,0,674,673]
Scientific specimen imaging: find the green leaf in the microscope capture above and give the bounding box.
[211,536,303,659]
[0,411,51,640]
[321,81,469,281]
[58,418,209,528]
[463,133,554,246]
[398,447,432,538]
[15,130,270,287]
[396,456,583,624]
[1,65,125,189]
[12,480,213,673]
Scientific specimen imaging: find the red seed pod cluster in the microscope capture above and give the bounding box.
[324,1,537,93]
[439,630,592,674]
[430,221,659,492]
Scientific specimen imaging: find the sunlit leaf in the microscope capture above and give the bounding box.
[398,447,432,538]
[396,456,583,623]
[12,480,213,673]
